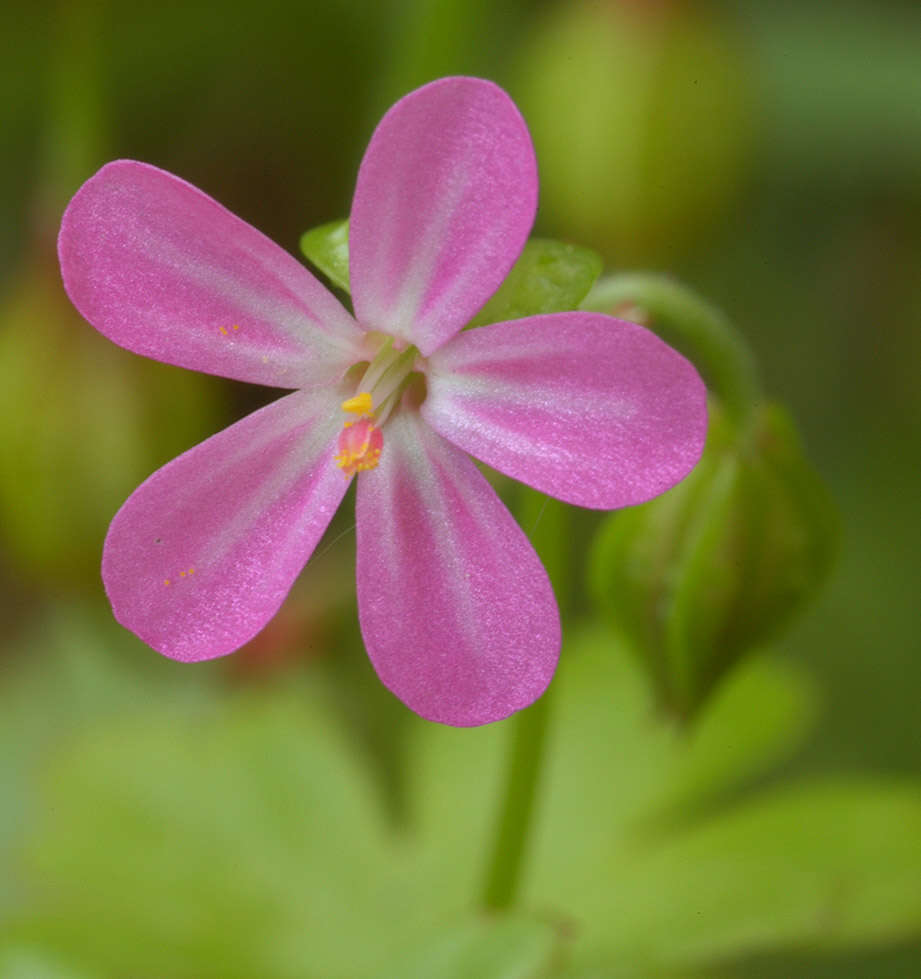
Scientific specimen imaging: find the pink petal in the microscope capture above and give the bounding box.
[103,388,350,661]
[349,77,537,357]
[422,312,708,510]
[59,160,364,388]
[355,411,559,726]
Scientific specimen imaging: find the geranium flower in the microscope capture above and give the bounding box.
[58,77,706,726]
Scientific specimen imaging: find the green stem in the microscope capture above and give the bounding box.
[480,687,552,910]
[480,483,567,910]
[582,273,762,427]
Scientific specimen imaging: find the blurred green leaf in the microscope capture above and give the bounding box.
[646,641,817,825]
[557,969,711,979]
[299,219,350,292]
[467,239,602,327]
[407,630,816,867]
[603,778,921,967]
[402,630,817,957]
[15,690,402,979]
[407,629,921,971]
[381,915,560,979]
[9,623,921,976]
[529,637,921,969]
[0,605,215,916]
[0,946,95,979]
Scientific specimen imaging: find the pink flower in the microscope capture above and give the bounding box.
[58,77,706,726]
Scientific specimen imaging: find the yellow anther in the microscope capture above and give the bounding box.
[219,326,228,336]
[341,391,374,416]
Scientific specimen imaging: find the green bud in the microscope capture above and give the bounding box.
[589,400,838,722]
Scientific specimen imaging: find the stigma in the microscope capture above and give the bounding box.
[334,393,383,477]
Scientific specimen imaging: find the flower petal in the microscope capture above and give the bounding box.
[102,388,350,661]
[355,411,559,726]
[59,160,364,387]
[349,77,538,357]
[422,312,708,510]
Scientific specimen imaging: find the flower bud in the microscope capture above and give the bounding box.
[589,400,837,721]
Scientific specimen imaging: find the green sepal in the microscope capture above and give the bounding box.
[589,399,839,722]
[467,238,603,326]
[299,218,350,292]
[297,222,603,325]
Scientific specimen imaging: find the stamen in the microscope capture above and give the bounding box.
[341,391,374,416]
[369,346,418,425]
[358,336,395,393]
[334,337,420,476]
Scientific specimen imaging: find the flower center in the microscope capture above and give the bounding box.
[334,336,418,478]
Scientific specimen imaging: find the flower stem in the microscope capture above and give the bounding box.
[480,686,552,910]
[582,273,762,427]
[480,487,567,910]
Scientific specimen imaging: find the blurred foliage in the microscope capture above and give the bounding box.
[0,253,222,588]
[738,2,921,181]
[3,613,921,976]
